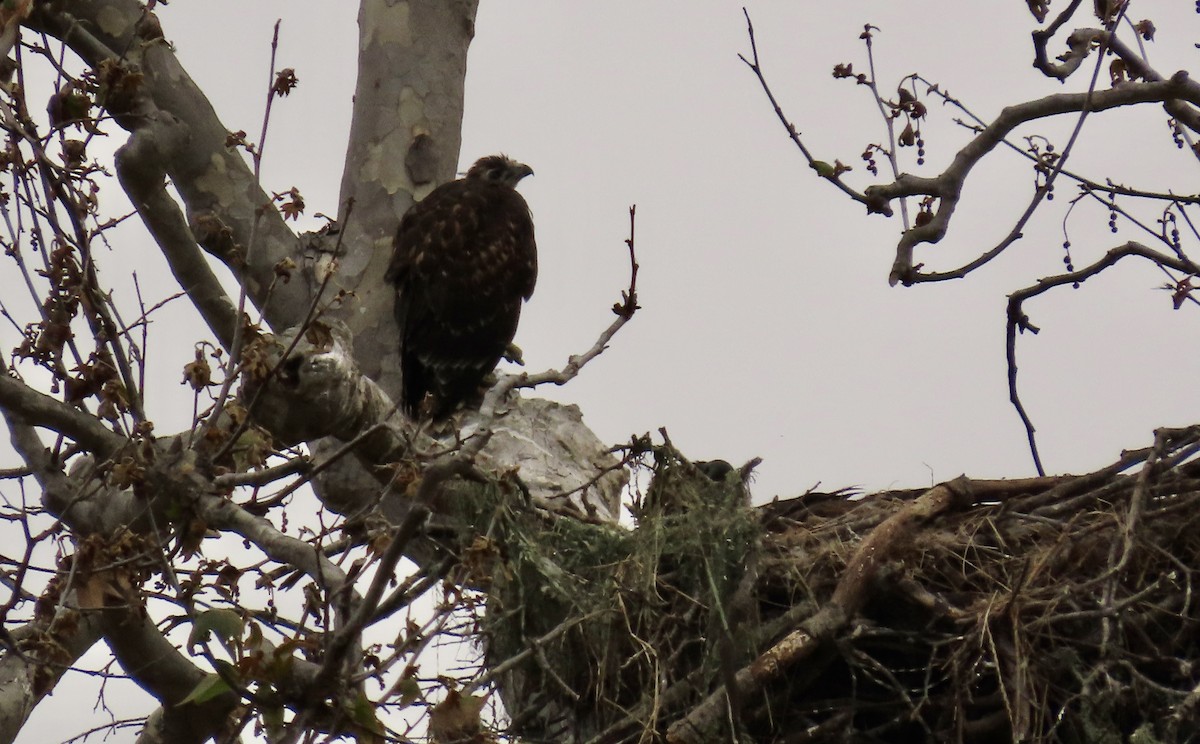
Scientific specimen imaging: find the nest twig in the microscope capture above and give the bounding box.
[480,427,1200,743]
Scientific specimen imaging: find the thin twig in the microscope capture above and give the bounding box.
[737,9,889,216]
[204,19,285,440]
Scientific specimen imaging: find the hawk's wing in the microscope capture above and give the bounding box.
[387,178,537,417]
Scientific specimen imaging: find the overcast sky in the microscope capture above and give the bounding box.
[145,1,1200,498]
[13,2,1200,739]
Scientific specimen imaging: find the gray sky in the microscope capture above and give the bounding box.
[13,2,1200,739]
[147,1,1199,498]
[461,1,1200,497]
[11,2,1200,491]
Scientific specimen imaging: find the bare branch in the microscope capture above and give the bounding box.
[26,0,311,331]
[739,10,889,216]
[502,206,641,397]
[198,492,349,595]
[1004,241,1200,474]
[0,364,124,459]
[1031,0,1088,79]
[878,74,1198,284]
[115,111,240,348]
[0,614,105,742]
[99,607,236,744]
[212,454,309,489]
[923,76,1200,205]
[744,7,1200,287]
[439,205,642,481]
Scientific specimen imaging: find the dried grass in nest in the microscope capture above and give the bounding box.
[484,427,1200,743]
[483,446,761,739]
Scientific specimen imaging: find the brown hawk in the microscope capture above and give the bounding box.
[385,154,537,419]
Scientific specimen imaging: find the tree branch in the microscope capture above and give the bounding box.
[0,366,124,459]
[99,606,237,744]
[1003,240,1200,473]
[115,107,241,349]
[26,0,311,332]
[666,476,1026,743]
[329,0,481,385]
[739,10,889,217]
[0,613,104,742]
[877,74,1198,284]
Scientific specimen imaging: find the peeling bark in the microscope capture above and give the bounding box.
[334,0,479,387]
[0,614,103,744]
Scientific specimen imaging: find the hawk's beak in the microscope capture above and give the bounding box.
[516,164,534,181]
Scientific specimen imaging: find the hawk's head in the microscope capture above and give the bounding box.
[466,154,534,188]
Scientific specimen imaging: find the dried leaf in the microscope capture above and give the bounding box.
[276,186,305,221]
[108,456,145,489]
[1172,278,1192,310]
[1110,58,1128,86]
[47,84,91,131]
[225,130,249,149]
[62,139,86,169]
[231,429,271,472]
[272,68,299,97]
[429,689,487,743]
[274,256,296,282]
[182,348,212,390]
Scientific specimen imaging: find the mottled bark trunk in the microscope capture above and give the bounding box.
[334,0,478,389]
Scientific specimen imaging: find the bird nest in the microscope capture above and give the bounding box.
[476,427,1200,743]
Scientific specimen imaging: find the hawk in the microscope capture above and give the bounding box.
[385,154,537,419]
